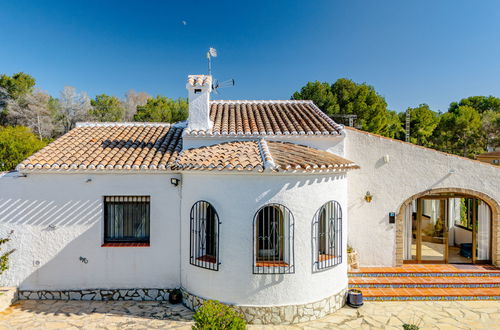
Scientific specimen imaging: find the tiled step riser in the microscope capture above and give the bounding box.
[350,284,500,288]
[349,272,500,277]
[364,296,500,301]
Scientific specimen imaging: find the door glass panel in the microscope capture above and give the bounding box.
[477,201,491,261]
[420,199,446,262]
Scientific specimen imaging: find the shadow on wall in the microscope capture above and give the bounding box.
[0,198,101,227]
[0,198,102,288]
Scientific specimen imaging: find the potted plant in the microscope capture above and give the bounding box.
[168,288,183,304]
[346,289,363,308]
[347,245,359,272]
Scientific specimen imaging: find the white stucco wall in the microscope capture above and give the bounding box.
[345,128,500,266]
[0,172,181,290]
[180,172,348,306]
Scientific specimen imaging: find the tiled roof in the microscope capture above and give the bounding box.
[17,123,183,171]
[183,100,343,136]
[18,123,358,173]
[176,139,359,173]
[477,151,500,158]
[266,141,359,172]
[175,140,264,171]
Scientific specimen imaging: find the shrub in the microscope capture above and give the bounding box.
[193,300,246,330]
[402,324,419,330]
[0,126,46,171]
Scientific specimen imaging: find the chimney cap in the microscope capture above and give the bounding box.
[187,75,212,88]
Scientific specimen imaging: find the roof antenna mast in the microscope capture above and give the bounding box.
[205,47,235,96]
[207,47,217,76]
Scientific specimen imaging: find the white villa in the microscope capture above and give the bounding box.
[0,75,499,324]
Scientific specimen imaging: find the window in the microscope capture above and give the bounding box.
[253,204,294,274]
[190,201,220,271]
[455,198,477,231]
[312,201,342,271]
[104,196,150,246]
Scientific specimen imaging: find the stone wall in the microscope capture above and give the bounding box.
[18,288,172,301]
[182,287,347,325]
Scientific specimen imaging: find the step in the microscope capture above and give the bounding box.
[356,287,500,301]
[349,276,500,288]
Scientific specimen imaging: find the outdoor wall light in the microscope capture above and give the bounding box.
[170,178,181,186]
[364,191,373,203]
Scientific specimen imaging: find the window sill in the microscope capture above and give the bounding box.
[101,242,150,247]
[318,254,336,262]
[255,261,289,267]
[196,255,217,263]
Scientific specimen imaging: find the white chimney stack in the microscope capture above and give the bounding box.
[186,75,212,132]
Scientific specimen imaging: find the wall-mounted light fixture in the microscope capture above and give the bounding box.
[170,178,181,186]
[86,178,92,183]
[383,154,390,164]
[364,191,373,203]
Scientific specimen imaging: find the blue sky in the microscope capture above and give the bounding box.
[1,0,499,113]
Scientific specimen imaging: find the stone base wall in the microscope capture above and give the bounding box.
[18,288,172,301]
[182,288,347,325]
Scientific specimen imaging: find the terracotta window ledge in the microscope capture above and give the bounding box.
[319,254,336,262]
[196,255,217,263]
[101,242,150,247]
[255,261,289,267]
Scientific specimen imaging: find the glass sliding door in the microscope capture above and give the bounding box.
[419,199,447,263]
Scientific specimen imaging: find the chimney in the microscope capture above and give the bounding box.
[186,75,212,131]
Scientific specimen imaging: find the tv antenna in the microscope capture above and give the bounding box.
[212,78,235,95]
[205,47,235,95]
[207,47,217,76]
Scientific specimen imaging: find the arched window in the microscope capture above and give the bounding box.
[190,201,220,271]
[312,201,342,271]
[253,204,294,274]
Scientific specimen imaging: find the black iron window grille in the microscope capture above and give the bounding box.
[190,201,220,271]
[253,203,294,274]
[312,200,342,271]
[104,196,150,243]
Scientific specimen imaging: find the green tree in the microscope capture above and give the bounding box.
[482,110,500,150]
[449,96,500,114]
[292,81,337,116]
[292,78,391,135]
[384,110,405,139]
[134,96,188,123]
[0,72,36,101]
[0,126,47,171]
[89,94,124,122]
[433,106,484,157]
[0,72,36,124]
[399,104,440,146]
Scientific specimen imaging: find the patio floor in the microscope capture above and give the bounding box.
[0,299,499,329]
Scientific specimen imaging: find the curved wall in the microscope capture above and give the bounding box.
[180,172,348,307]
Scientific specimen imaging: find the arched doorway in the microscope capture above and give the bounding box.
[395,188,499,266]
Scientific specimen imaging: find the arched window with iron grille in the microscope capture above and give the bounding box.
[190,201,220,271]
[253,204,294,274]
[312,200,342,271]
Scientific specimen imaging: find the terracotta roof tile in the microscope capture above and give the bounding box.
[176,139,358,173]
[18,123,183,171]
[176,140,263,171]
[185,100,343,136]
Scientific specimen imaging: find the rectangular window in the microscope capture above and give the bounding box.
[104,196,150,244]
